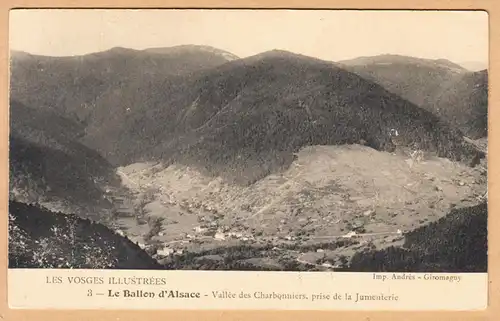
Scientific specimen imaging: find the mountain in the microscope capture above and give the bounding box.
[339,54,467,72]
[346,202,487,272]
[10,45,238,125]
[144,44,239,61]
[9,100,119,220]
[338,55,466,108]
[338,54,488,139]
[460,61,488,72]
[8,201,161,269]
[11,49,483,185]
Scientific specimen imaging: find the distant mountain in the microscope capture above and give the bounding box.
[338,54,488,139]
[338,54,466,108]
[144,44,239,61]
[460,61,488,72]
[10,45,238,125]
[9,100,119,219]
[339,54,467,72]
[346,202,487,272]
[9,201,161,269]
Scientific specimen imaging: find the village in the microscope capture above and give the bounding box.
[95,141,486,270]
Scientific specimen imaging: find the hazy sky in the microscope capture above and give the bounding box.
[10,9,489,63]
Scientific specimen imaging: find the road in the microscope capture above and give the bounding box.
[308,230,403,240]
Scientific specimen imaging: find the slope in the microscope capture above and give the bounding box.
[338,54,488,139]
[435,70,488,139]
[9,45,238,125]
[9,100,120,220]
[146,50,482,183]
[346,202,487,272]
[338,54,467,107]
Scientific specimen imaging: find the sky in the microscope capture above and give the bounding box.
[9,9,489,64]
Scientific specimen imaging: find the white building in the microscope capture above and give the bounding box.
[342,231,357,238]
[214,232,226,241]
[157,247,174,256]
[194,226,208,234]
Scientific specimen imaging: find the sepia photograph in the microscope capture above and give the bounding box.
[8,9,488,275]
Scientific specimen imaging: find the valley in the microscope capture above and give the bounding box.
[107,144,486,270]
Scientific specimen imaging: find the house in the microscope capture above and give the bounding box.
[194,226,208,234]
[157,247,174,256]
[214,232,226,241]
[342,231,357,238]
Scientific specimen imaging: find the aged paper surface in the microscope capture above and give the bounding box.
[8,270,488,310]
[1,4,497,319]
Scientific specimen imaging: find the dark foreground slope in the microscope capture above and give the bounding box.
[9,201,161,269]
[9,100,120,218]
[339,55,488,139]
[346,202,488,272]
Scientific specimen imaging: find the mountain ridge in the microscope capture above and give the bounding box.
[338,54,467,72]
[339,54,488,139]
[9,45,238,125]
[10,48,485,185]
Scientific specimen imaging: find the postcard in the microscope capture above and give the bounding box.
[7,8,489,310]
